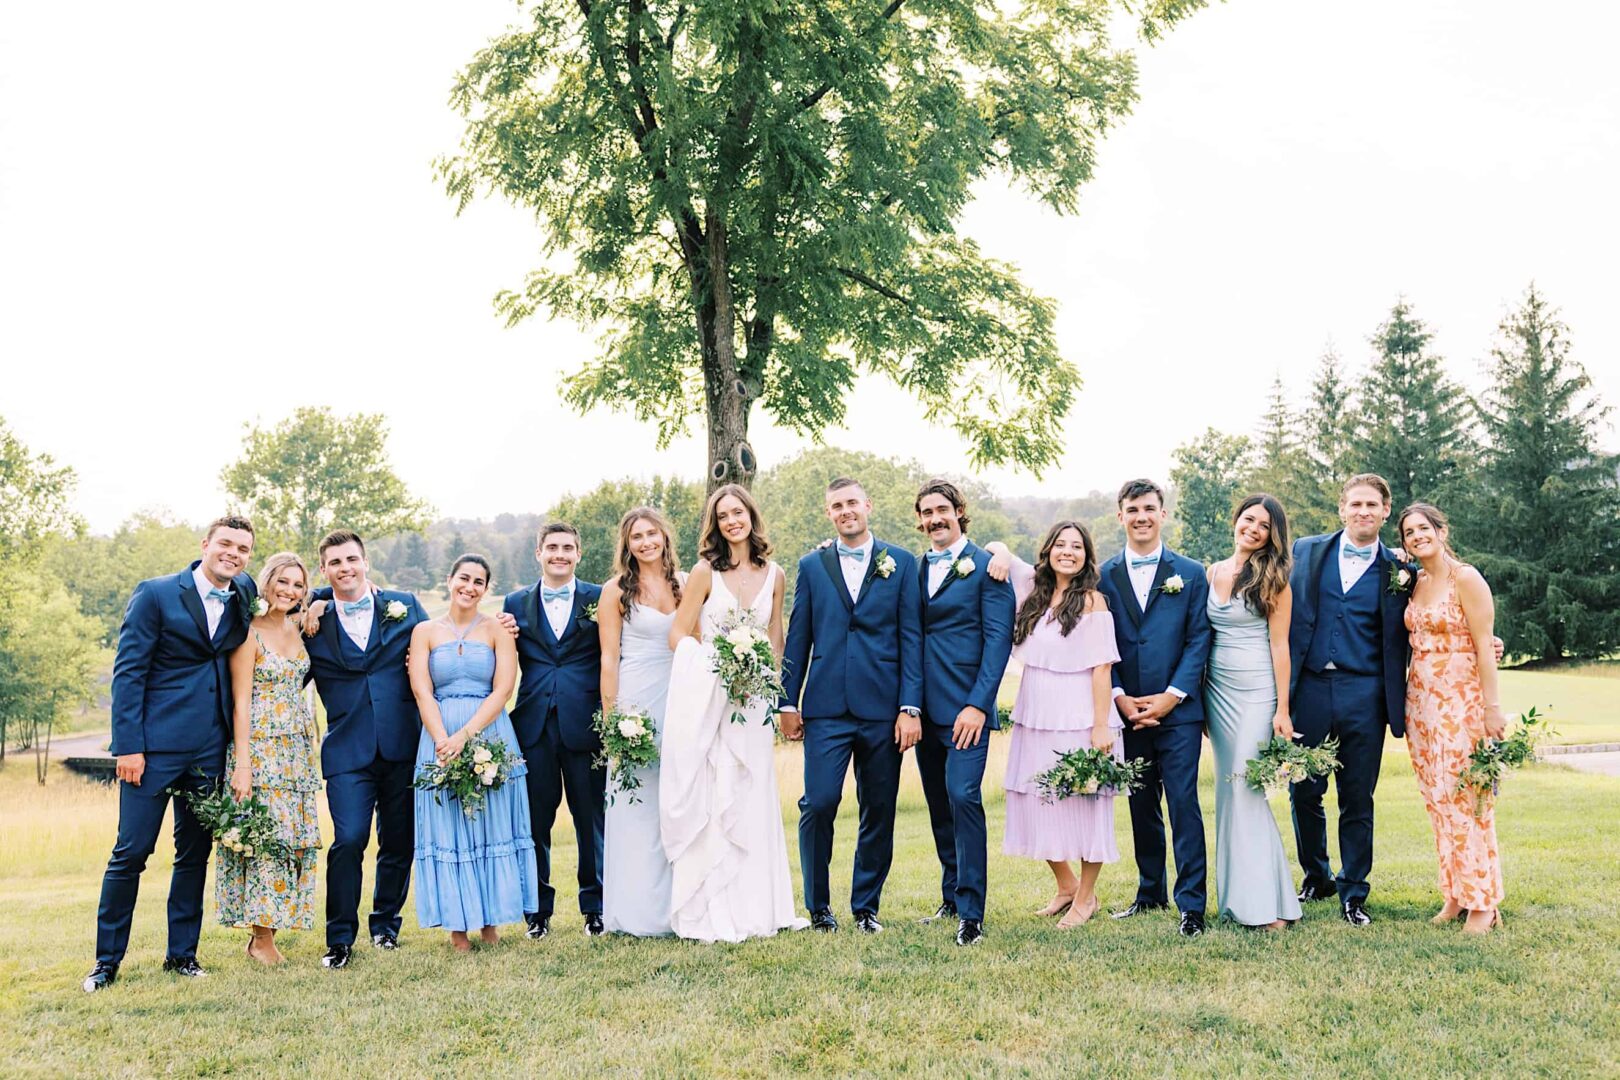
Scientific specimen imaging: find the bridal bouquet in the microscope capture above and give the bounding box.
[414,734,522,819]
[593,706,659,805]
[1237,736,1341,795]
[169,773,294,871]
[1457,706,1553,817]
[712,609,784,725]
[1034,747,1147,802]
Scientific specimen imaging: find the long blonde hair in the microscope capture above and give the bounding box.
[255,551,311,613]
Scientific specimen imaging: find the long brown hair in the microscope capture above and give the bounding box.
[699,483,771,571]
[1013,520,1101,645]
[1231,494,1291,617]
[613,507,683,619]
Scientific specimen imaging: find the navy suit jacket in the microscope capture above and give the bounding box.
[504,579,604,753]
[917,542,1015,728]
[782,539,923,723]
[1287,531,1413,737]
[110,562,258,757]
[1095,547,1212,726]
[304,587,427,777]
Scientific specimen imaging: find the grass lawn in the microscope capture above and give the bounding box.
[1,730,1616,1078]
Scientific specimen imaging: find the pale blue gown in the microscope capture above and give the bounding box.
[1205,592,1303,926]
[603,603,676,936]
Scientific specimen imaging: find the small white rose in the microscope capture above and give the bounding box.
[816,538,835,550]
[618,718,645,740]
[875,551,896,578]
[251,597,269,617]
[480,773,497,786]
[1080,778,1100,796]
[223,828,240,843]
[1161,575,1185,594]
[954,558,975,579]
[472,746,493,764]
[242,844,254,857]
[1397,569,1411,586]
[384,599,409,622]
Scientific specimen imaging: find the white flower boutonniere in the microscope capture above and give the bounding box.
[816,538,835,551]
[1387,565,1413,595]
[1160,575,1185,595]
[874,551,896,578]
[582,602,599,622]
[382,599,410,623]
[952,557,976,581]
[250,597,269,618]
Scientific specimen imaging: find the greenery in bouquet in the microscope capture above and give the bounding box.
[1034,746,1146,802]
[414,734,521,819]
[169,772,294,871]
[712,609,783,725]
[1237,736,1341,794]
[1457,706,1554,817]
[594,706,660,805]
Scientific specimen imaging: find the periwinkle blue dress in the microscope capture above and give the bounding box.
[413,640,540,931]
[1205,593,1302,926]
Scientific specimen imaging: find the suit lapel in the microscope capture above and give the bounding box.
[177,572,211,643]
[361,589,383,656]
[535,585,561,652]
[323,598,356,671]
[1310,531,1340,598]
[1140,550,1175,615]
[211,593,239,648]
[931,542,975,604]
[1110,558,1144,628]
[819,544,853,614]
[557,586,587,645]
[852,541,884,608]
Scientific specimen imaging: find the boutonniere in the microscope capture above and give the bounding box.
[874,551,896,578]
[951,557,976,581]
[250,597,270,618]
[816,538,835,551]
[581,602,598,622]
[1387,564,1413,595]
[382,599,410,623]
[1160,575,1185,595]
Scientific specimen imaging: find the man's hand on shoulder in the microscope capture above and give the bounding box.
[497,611,520,637]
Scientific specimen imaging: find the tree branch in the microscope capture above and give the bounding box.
[834,266,956,324]
[796,0,909,112]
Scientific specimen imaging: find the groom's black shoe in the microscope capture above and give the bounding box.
[919,902,957,925]
[810,909,839,933]
[1341,901,1373,927]
[584,914,605,937]
[955,920,983,946]
[161,956,207,978]
[1110,900,1168,920]
[854,911,884,935]
[321,945,353,969]
[371,932,399,950]
[81,961,118,993]
[525,915,550,940]
[1298,882,1337,903]
[1177,911,1206,938]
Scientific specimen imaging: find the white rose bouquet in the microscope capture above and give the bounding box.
[414,734,522,819]
[1033,746,1146,802]
[712,609,784,725]
[1236,736,1341,795]
[167,771,296,873]
[593,706,660,804]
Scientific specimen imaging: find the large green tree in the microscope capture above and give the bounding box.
[1293,345,1355,535]
[0,416,80,560]
[1466,286,1620,660]
[1169,427,1250,565]
[546,475,707,585]
[45,512,202,645]
[221,408,432,560]
[1246,371,1322,535]
[440,0,1206,489]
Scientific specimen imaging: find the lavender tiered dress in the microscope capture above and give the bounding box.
[1002,559,1126,863]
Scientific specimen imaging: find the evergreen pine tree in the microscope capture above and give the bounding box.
[1296,345,1355,535]
[1170,428,1253,565]
[1247,372,1318,533]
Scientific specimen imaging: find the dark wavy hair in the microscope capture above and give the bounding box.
[699,483,770,571]
[449,553,492,587]
[1396,502,1458,561]
[913,477,971,533]
[613,507,683,620]
[1013,520,1101,645]
[1230,495,1290,617]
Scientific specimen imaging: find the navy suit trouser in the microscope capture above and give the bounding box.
[523,713,605,918]
[915,722,990,922]
[1122,720,1207,914]
[95,743,223,966]
[1290,669,1386,906]
[799,714,902,916]
[325,755,415,947]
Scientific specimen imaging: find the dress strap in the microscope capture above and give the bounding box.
[447,614,483,654]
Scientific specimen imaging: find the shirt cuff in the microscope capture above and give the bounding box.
[779,705,799,713]
[1166,685,1188,701]
[900,705,920,716]
[1111,687,1126,700]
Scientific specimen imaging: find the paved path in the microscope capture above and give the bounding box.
[1550,750,1620,778]
[43,730,113,758]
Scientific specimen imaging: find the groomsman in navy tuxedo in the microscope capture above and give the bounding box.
[84,516,258,992]
[503,522,606,939]
[780,477,923,935]
[1097,479,1213,937]
[912,480,1015,946]
[303,529,428,968]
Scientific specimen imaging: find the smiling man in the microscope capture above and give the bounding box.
[85,515,258,992]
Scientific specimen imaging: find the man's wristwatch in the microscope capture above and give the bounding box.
[900,707,921,718]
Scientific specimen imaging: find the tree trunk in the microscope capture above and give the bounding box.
[697,209,757,492]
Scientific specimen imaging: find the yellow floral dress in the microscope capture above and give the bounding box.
[216,632,323,930]
[1403,571,1504,911]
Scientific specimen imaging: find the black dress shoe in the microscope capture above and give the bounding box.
[919,902,957,925]
[161,956,207,978]
[810,909,839,933]
[525,915,550,940]
[1178,911,1206,938]
[321,944,352,969]
[81,961,118,993]
[854,911,884,935]
[371,932,399,950]
[955,919,983,946]
[584,913,605,937]
[1342,901,1373,927]
[1298,883,1337,903]
[1110,900,1169,920]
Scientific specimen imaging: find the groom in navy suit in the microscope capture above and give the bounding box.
[303,529,428,968]
[1097,479,1213,937]
[503,522,606,939]
[85,515,258,992]
[780,477,923,935]
[912,480,1015,946]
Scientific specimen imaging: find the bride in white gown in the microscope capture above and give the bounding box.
[660,484,808,942]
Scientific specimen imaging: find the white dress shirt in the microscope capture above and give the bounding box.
[837,538,873,603]
[192,566,230,638]
[927,536,970,597]
[543,578,577,639]
[1125,543,1165,611]
[335,586,377,650]
[1338,536,1379,592]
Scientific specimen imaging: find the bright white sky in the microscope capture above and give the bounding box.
[3,0,1616,533]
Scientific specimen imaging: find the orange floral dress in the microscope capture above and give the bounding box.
[1403,571,1503,911]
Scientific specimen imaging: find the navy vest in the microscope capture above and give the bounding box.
[1305,547,1383,675]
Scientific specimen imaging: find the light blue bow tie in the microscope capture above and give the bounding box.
[341,595,373,616]
[836,543,866,562]
[206,587,233,603]
[1343,543,1375,561]
[925,550,954,564]
[1129,553,1159,570]
[542,586,572,603]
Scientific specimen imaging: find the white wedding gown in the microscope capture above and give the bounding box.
[659,563,809,942]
